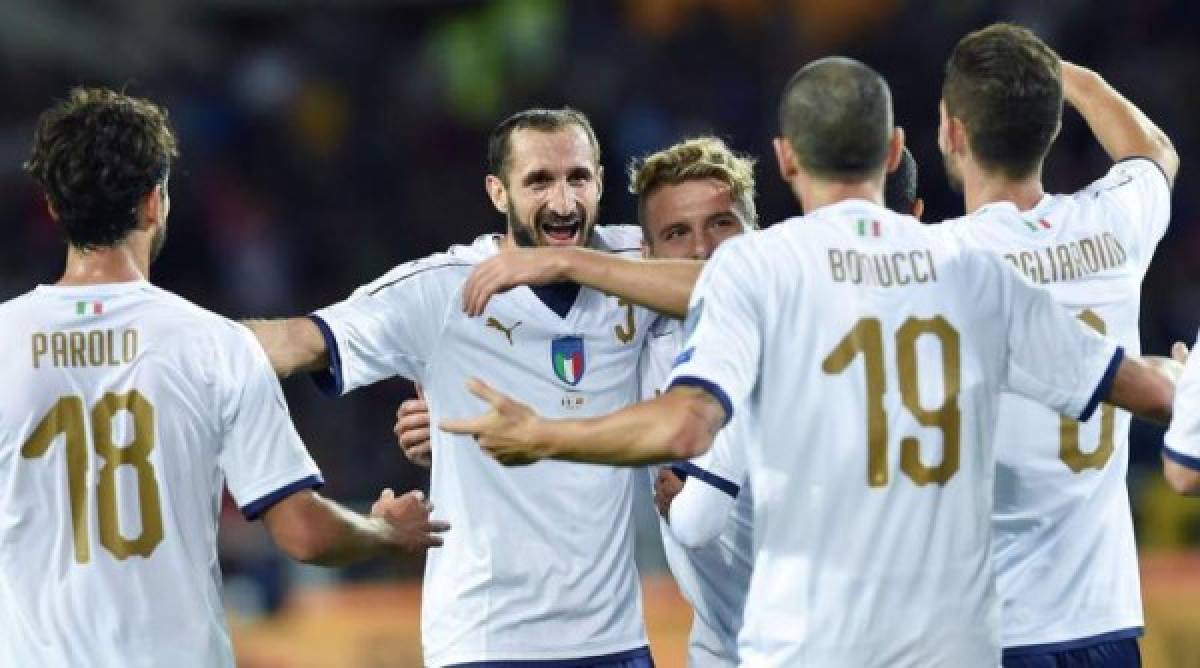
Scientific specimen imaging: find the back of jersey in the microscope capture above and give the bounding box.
[942,158,1169,651]
[0,281,319,667]
[669,199,1119,667]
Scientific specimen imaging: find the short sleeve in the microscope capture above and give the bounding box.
[310,259,462,396]
[1082,157,1172,258]
[994,253,1123,421]
[666,238,764,423]
[1164,329,1200,471]
[218,326,323,520]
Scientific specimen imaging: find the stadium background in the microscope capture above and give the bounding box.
[2,1,1199,665]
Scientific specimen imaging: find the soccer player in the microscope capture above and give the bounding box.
[643,140,926,667]
[396,137,923,666]
[627,137,758,667]
[937,24,1178,665]
[248,109,656,667]
[442,58,1175,665]
[0,88,446,667]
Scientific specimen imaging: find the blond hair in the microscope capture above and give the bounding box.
[628,136,758,229]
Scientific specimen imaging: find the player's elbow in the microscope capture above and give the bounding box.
[271,518,338,564]
[1163,458,1200,496]
[664,410,712,460]
[277,532,331,564]
[263,491,341,565]
[1150,133,1180,186]
[659,390,723,460]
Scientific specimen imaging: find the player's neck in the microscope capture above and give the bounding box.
[796,179,885,215]
[963,164,1045,214]
[58,243,149,287]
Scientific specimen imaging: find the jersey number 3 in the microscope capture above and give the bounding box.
[823,316,962,488]
[21,391,164,564]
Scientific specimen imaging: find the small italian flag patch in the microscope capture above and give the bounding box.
[75,300,103,316]
[856,218,881,237]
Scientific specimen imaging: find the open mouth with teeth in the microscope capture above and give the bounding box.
[541,220,582,244]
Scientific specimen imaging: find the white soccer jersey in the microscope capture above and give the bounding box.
[1164,329,1200,468]
[638,319,753,667]
[668,199,1123,667]
[0,281,322,668]
[312,227,655,666]
[941,157,1170,652]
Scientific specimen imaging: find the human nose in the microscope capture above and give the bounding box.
[547,180,576,216]
[693,229,717,260]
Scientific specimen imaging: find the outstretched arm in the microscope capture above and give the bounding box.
[1061,61,1178,185]
[461,247,701,319]
[1106,355,1175,426]
[263,488,449,566]
[441,378,726,467]
[244,317,329,378]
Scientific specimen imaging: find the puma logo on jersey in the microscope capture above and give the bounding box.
[486,317,522,345]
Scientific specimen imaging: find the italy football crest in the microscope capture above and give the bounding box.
[551,336,585,386]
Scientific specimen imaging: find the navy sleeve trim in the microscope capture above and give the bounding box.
[672,461,739,498]
[668,376,733,425]
[241,474,325,521]
[1163,445,1200,473]
[307,314,344,397]
[1079,346,1124,423]
[1003,626,1143,657]
[1115,155,1172,189]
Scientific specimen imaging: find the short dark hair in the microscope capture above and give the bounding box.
[884,147,918,214]
[486,108,600,181]
[24,87,177,250]
[943,23,1062,180]
[778,57,892,181]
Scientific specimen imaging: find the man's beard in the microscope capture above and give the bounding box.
[941,150,964,194]
[507,201,596,248]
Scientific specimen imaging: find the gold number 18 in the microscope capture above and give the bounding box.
[21,391,164,564]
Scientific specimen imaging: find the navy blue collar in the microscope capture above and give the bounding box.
[531,281,580,319]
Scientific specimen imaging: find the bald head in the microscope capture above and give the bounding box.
[778,57,893,181]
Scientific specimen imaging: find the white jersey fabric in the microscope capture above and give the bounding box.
[0,280,322,668]
[668,200,1123,667]
[638,319,753,667]
[941,157,1170,653]
[1164,329,1200,469]
[312,227,654,666]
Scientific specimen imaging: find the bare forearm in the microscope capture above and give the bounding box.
[265,493,394,566]
[1107,356,1174,426]
[538,389,723,466]
[1062,62,1178,184]
[244,317,329,378]
[563,249,701,319]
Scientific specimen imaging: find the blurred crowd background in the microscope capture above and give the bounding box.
[3,0,1200,661]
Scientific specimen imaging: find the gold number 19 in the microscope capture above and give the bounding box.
[822,316,962,487]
